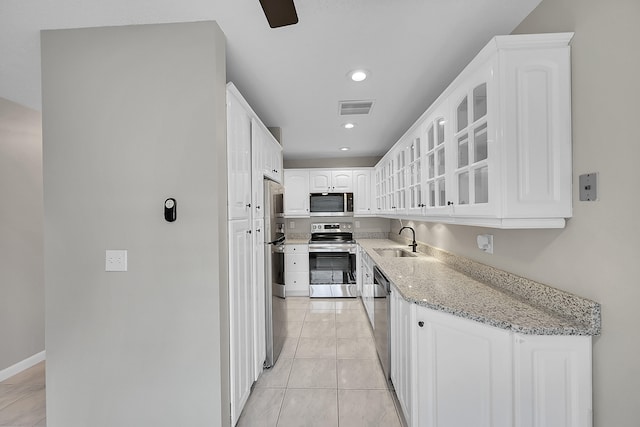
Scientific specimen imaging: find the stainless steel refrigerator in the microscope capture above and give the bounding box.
[263,179,287,368]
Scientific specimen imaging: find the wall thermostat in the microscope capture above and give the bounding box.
[164,198,176,222]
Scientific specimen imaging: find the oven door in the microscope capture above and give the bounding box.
[308,248,357,298]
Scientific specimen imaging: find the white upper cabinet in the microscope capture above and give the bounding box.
[309,170,353,192]
[227,90,252,220]
[284,169,310,217]
[424,101,451,215]
[353,169,373,216]
[375,33,574,228]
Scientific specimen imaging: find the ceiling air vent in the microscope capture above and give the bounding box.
[339,100,374,116]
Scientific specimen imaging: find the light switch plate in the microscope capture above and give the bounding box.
[105,250,127,272]
[579,173,598,201]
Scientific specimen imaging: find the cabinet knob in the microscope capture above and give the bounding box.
[246,230,252,234]
[256,205,261,210]
[246,203,251,208]
[418,321,424,327]
[256,228,261,232]
[447,201,453,206]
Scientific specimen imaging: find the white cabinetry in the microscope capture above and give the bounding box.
[360,250,375,327]
[390,289,413,426]
[514,334,592,427]
[226,90,252,220]
[226,83,285,424]
[388,298,593,427]
[374,33,574,228]
[285,244,309,296]
[310,170,353,192]
[253,120,282,184]
[414,304,513,427]
[353,169,373,216]
[283,170,310,217]
[252,219,265,380]
[228,219,253,426]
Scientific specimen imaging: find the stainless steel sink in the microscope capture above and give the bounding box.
[374,248,418,258]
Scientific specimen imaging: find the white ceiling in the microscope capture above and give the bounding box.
[0,0,540,161]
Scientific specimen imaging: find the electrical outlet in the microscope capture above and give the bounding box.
[355,220,361,228]
[289,221,295,229]
[105,250,127,272]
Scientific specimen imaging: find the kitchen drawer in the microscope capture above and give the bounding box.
[285,271,309,290]
[285,244,309,254]
[285,253,309,272]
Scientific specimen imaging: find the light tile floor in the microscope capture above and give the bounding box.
[0,298,402,427]
[0,362,46,427]
[237,297,403,427]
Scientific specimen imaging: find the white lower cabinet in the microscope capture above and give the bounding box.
[415,304,513,427]
[390,289,413,426]
[252,219,265,381]
[228,219,253,426]
[284,244,309,296]
[390,301,593,427]
[513,334,593,427]
[360,251,375,327]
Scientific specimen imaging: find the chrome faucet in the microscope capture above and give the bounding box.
[399,226,418,252]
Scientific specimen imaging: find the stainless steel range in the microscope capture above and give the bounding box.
[308,222,357,298]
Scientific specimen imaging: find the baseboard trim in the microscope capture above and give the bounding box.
[0,351,46,382]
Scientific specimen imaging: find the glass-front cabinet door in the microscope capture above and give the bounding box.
[451,63,495,217]
[406,127,426,216]
[423,102,451,215]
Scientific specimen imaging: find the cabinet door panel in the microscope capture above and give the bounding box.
[309,171,332,192]
[332,170,353,191]
[227,93,252,220]
[514,335,592,427]
[416,306,512,427]
[284,170,310,216]
[229,219,253,425]
[252,219,265,380]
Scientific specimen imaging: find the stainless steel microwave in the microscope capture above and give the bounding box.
[309,192,354,216]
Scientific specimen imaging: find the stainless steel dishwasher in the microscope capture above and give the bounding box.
[373,265,391,380]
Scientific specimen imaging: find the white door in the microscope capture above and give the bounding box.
[332,170,353,191]
[353,169,373,216]
[309,170,332,192]
[284,170,310,216]
[229,219,254,425]
[252,218,266,381]
[415,306,512,427]
[227,92,252,220]
[514,334,592,427]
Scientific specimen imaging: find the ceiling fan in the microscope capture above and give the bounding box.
[258,0,299,28]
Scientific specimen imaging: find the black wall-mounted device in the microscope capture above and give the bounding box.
[164,198,177,222]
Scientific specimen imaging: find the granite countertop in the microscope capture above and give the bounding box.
[358,239,596,336]
[285,238,309,245]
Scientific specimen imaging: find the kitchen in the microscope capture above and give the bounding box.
[0,0,639,426]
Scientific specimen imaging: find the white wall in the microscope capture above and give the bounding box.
[41,22,229,427]
[0,98,44,373]
[391,1,640,425]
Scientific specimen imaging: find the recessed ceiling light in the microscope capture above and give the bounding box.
[349,69,368,82]
[343,123,355,129]
[340,147,350,151]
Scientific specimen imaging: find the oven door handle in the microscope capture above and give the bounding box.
[308,245,357,254]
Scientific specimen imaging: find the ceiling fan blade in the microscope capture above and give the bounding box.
[259,0,299,28]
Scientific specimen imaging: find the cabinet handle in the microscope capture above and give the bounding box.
[418,321,424,327]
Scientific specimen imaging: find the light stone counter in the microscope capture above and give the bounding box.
[358,239,600,336]
[284,238,309,245]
